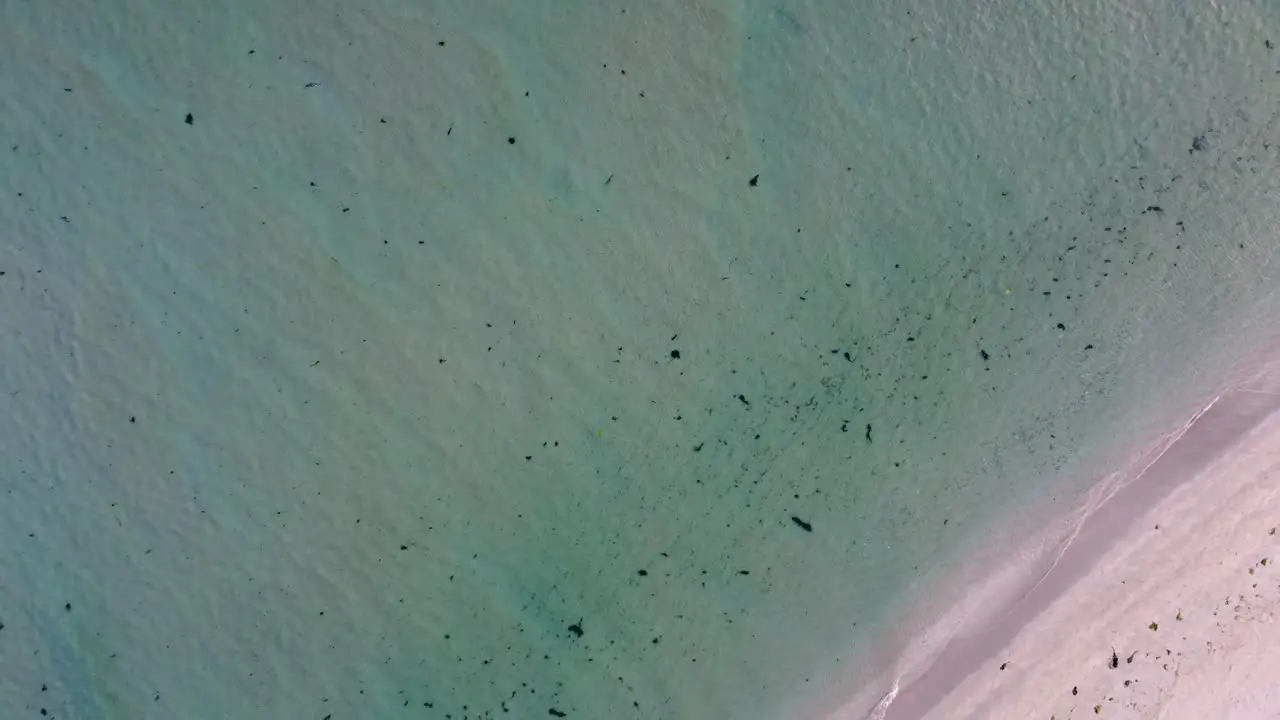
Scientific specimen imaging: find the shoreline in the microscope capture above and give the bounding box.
[808,361,1280,720]
[890,387,1279,719]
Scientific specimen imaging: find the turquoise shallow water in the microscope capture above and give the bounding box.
[2,1,1279,718]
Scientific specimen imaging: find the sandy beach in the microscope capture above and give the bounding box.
[920,395,1280,720]
[814,370,1280,720]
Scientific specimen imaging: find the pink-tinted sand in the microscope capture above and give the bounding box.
[818,368,1280,720]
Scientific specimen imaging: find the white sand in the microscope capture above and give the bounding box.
[929,401,1280,720]
[840,388,1280,720]
[931,404,1280,712]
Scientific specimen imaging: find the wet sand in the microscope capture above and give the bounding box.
[831,374,1280,719]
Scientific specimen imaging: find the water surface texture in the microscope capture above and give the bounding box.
[2,1,1279,718]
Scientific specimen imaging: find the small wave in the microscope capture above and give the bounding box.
[864,682,899,720]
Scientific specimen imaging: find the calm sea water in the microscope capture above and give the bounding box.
[2,1,1279,718]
